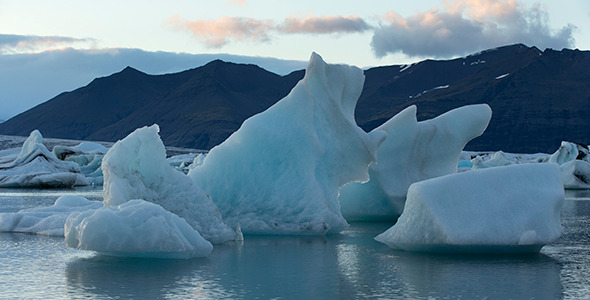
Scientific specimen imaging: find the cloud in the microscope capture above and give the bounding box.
[0,34,95,54]
[167,14,371,48]
[280,15,371,34]
[0,47,307,120]
[226,0,246,6]
[166,15,275,48]
[371,0,577,58]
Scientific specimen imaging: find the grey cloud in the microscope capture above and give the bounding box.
[0,34,95,53]
[371,1,576,58]
[279,15,371,34]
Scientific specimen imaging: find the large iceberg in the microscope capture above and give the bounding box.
[188,52,386,235]
[339,104,492,221]
[101,124,235,244]
[0,130,87,188]
[65,199,213,259]
[0,195,101,236]
[375,163,564,253]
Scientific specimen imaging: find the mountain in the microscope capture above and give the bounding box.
[1,44,589,153]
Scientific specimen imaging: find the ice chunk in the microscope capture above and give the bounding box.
[339,104,491,221]
[0,130,86,188]
[471,150,514,169]
[189,52,386,235]
[559,160,590,189]
[0,195,101,236]
[375,164,564,253]
[65,199,213,259]
[53,143,106,186]
[102,124,235,244]
[166,153,201,173]
[549,141,589,164]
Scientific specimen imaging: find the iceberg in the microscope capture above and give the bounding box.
[0,130,87,188]
[559,160,590,189]
[53,142,108,186]
[0,195,101,236]
[339,104,492,221]
[375,164,564,253]
[102,124,235,244]
[188,52,386,235]
[65,199,213,259]
[549,141,589,164]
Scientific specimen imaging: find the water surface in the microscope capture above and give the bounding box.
[1,188,588,299]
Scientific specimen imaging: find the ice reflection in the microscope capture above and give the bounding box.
[64,222,565,299]
[380,251,562,299]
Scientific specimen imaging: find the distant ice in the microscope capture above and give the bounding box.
[559,160,590,189]
[189,52,386,235]
[102,124,235,244]
[469,141,590,189]
[65,199,213,259]
[375,164,564,253]
[0,130,86,188]
[53,142,106,186]
[0,195,101,236]
[339,104,491,221]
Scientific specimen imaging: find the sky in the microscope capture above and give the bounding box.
[1,0,588,120]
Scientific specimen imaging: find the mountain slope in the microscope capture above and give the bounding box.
[1,44,588,153]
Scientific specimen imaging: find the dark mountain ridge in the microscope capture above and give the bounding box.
[1,44,588,153]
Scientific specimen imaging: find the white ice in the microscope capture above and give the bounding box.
[0,195,101,236]
[469,141,590,189]
[65,199,213,259]
[188,52,386,235]
[102,124,235,244]
[0,130,87,188]
[559,160,590,189]
[339,104,491,221]
[53,142,107,186]
[375,163,564,253]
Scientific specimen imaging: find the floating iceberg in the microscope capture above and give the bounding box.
[559,160,590,189]
[189,52,385,235]
[549,141,589,164]
[339,104,491,221]
[0,130,87,188]
[375,164,564,253]
[0,195,101,236]
[102,125,235,244]
[166,153,202,173]
[65,199,213,259]
[53,142,108,186]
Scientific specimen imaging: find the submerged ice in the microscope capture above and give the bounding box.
[189,52,385,235]
[375,163,564,253]
[339,104,491,221]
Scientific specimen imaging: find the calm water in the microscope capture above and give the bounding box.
[1,188,589,299]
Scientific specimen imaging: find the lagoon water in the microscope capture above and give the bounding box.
[1,187,589,299]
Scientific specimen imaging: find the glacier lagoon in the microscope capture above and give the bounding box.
[0,187,588,299]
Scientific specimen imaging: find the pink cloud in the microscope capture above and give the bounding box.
[167,14,372,48]
[166,14,275,48]
[280,15,371,34]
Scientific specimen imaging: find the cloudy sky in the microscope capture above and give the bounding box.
[1,0,588,120]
